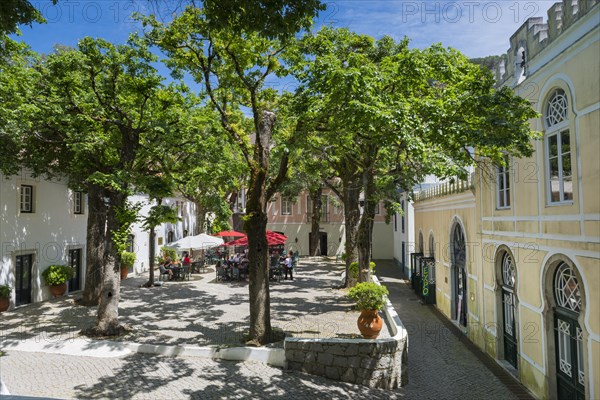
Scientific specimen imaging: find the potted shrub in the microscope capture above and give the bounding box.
[42,264,75,297]
[0,284,11,312]
[120,251,136,280]
[348,281,389,339]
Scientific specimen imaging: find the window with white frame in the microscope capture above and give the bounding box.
[321,195,328,221]
[20,185,34,213]
[496,155,510,209]
[281,197,292,215]
[74,191,84,214]
[401,200,405,233]
[544,89,573,203]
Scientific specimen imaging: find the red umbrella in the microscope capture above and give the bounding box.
[224,230,287,247]
[214,230,246,237]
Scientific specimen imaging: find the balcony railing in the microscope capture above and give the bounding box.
[413,174,475,202]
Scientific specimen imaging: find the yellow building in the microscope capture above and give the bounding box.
[412,1,599,399]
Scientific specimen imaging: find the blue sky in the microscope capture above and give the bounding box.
[15,1,556,58]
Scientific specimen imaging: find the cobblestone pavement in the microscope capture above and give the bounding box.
[375,259,526,400]
[0,259,528,399]
[0,351,398,399]
[0,259,388,348]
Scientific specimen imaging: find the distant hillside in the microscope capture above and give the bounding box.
[470,55,505,72]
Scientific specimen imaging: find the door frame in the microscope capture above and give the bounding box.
[450,219,467,325]
[67,247,83,292]
[13,251,36,306]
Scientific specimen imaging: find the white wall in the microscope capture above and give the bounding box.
[392,192,415,277]
[128,194,197,274]
[0,172,87,306]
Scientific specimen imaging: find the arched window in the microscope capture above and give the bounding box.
[500,251,518,369]
[544,89,573,203]
[429,233,435,258]
[418,231,424,254]
[553,262,585,397]
[545,89,568,128]
[451,224,465,269]
[167,231,174,244]
[451,222,467,326]
[554,263,581,313]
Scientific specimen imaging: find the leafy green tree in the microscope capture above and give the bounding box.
[296,27,539,281]
[158,105,247,234]
[140,0,324,345]
[17,35,189,335]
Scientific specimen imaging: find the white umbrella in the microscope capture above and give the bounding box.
[165,233,224,252]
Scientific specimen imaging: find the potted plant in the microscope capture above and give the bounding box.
[348,281,389,339]
[42,264,75,297]
[120,251,136,280]
[0,284,11,312]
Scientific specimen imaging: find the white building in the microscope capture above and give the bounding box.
[0,173,196,309]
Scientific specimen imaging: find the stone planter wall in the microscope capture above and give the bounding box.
[284,276,408,389]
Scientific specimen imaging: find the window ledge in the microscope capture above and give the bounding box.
[546,201,574,207]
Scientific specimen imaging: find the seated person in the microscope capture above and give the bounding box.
[159,261,174,279]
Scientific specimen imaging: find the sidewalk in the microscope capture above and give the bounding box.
[0,259,389,354]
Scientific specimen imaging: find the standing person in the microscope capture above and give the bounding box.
[182,252,191,276]
[284,250,294,281]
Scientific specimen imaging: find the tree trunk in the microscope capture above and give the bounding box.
[342,172,361,287]
[309,186,322,257]
[83,191,128,336]
[245,110,276,345]
[80,184,107,306]
[144,226,156,287]
[194,202,207,234]
[357,167,377,283]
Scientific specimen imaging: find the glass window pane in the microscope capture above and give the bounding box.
[562,153,572,178]
[506,189,511,206]
[549,158,559,179]
[563,176,573,201]
[561,131,570,154]
[549,135,558,157]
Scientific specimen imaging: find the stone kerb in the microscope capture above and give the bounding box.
[284,276,408,389]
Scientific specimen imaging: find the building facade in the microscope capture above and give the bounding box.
[0,172,87,307]
[266,189,394,259]
[411,2,599,399]
[0,173,196,309]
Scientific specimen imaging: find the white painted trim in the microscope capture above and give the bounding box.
[481,230,600,244]
[414,192,474,207]
[485,323,497,338]
[538,250,599,399]
[519,299,543,315]
[589,337,596,400]
[443,262,450,268]
[521,352,546,375]
[527,9,599,80]
[415,201,476,213]
[481,238,600,259]
[578,101,600,117]
[484,283,495,292]
[468,312,480,322]
[467,273,478,282]
[482,214,600,222]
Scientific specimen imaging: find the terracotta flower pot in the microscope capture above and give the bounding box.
[120,267,129,280]
[0,296,9,312]
[357,309,383,339]
[49,282,67,298]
